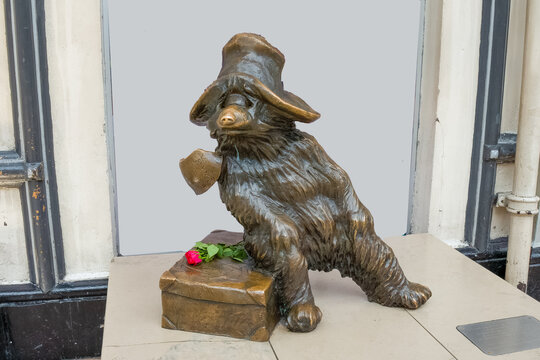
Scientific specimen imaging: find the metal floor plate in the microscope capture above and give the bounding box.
[457,315,540,356]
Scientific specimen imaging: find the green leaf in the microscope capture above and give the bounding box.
[217,244,224,258]
[189,241,248,263]
[232,246,247,259]
[207,244,219,260]
[197,248,207,258]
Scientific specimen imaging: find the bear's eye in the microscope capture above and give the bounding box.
[225,93,252,108]
[244,96,254,108]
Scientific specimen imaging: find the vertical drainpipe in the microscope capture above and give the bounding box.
[504,0,540,292]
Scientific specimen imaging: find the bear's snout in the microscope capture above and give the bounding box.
[217,105,250,129]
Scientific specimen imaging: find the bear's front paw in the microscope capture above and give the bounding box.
[270,221,298,252]
[286,303,322,332]
[398,282,432,309]
[369,281,432,309]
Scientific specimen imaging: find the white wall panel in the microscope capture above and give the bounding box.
[0,0,15,151]
[45,0,114,280]
[426,0,482,246]
[409,0,443,235]
[533,172,540,247]
[500,0,526,135]
[0,0,27,285]
[0,188,29,284]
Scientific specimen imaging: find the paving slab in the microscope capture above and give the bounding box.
[391,234,540,360]
[102,234,540,360]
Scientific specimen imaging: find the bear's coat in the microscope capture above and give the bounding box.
[190,33,431,332]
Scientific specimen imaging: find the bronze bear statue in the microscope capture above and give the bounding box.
[186,33,431,332]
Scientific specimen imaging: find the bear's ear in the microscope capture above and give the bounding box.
[239,76,320,123]
[279,91,320,124]
[248,85,320,123]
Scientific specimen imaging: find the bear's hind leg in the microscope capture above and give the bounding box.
[344,226,431,309]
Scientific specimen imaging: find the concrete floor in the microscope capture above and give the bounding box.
[101,234,540,360]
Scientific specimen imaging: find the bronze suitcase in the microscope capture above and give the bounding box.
[160,255,279,342]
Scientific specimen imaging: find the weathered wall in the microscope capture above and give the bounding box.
[490,0,526,242]
[0,0,30,285]
[44,0,115,280]
[409,0,442,235]
[412,0,539,248]
[412,0,483,247]
[0,0,14,151]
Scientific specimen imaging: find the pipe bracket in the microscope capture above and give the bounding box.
[496,192,540,215]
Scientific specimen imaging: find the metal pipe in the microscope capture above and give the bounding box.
[505,0,540,292]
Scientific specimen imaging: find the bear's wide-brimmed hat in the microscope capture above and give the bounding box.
[190,33,320,125]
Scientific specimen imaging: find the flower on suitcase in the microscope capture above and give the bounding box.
[185,242,248,265]
[185,250,202,265]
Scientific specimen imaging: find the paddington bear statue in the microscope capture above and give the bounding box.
[182,33,431,333]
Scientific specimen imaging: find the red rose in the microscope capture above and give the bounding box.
[185,250,202,265]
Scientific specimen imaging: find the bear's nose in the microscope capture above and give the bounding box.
[219,114,235,127]
[216,105,250,129]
